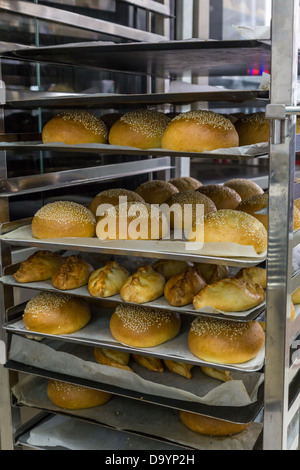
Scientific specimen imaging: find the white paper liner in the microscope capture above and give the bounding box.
[12,374,263,451]
[232,25,271,41]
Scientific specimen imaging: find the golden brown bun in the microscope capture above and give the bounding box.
[193,277,265,312]
[292,287,300,305]
[120,265,165,304]
[47,379,111,410]
[194,263,229,284]
[295,198,300,212]
[110,304,181,348]
[88,188,145,219]
[152,259,193,281]
[200,366,232,382]
[188,317,265,364]
[132,354,164,372]
[236,193,300,232]
[189,209,268,254]
[13,250,64,283]
[32,201,96,239]
[94,347,132,371]
[100,112,123,132]
[179,411,250,436]
[164,266,207,307]
[52,255,94,290]
[108,109,171,149]
[135,180,179,205]
[42,111,108,145]
[196,184,242,210]
[88,261,130,298]
[166,190,217,231]
[235,267,267,290]
[23,292,91,335]
[96,201,168,240]
[161,110,239,152]
[163,360,194,379]
[223,178,264,201]
[168,176,202,192]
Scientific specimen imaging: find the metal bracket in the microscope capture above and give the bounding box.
[265,104,287,119]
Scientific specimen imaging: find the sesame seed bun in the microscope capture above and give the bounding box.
[223,179,264,201]
[179,411,250,437]
[88,188,145,219]
[196,184,242,210]
[188,317,265,364]
[42,111,108,145]
[109,304,181,348]
[161,110,239,152]
[168,176,203,192]
[135,179,179,205]
[47,380,111,410]
[31,201,96,239]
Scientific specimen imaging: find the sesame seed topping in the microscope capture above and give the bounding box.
[237,112,268,125]
[58,110,108,138]
[49,380,90,394]
[172,110,235,130]
[34,201,96,226]
[24,292,72,319]
[114,304,177,333]
[120,110,171,138]
[190,316,252,338]
[239,193,268,207]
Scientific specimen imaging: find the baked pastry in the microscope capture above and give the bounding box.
[163,360,194,379]
[223,178,264,201]
[42,111,108,145]
[88,188,145,219]
[47,380,111,410]
[108,109,171,149]
[168,176,202,192]
[161,110,239,152]
[109,304,181,348]
[23,291,91,335]
[52,255,94,290]
[193,278,265,312]
[31,201,96,239]
[194,263,229,284]
[120,265,165,304]
[94,347,132,371]
[13,250,64,283]
[200,366,232,382]
[188,317,265,364]
[96,201,168,240]
[235,267,267,290]
[135,180,179,205]
[132,354,164,372]
[196,184,242,210]
[152,259,193,281]
[292,287,300,304]
[189,209,268,254]
[236,192,300,231]
[88,261,130,298]
[166,190,217,231]
[179,411,250,436]
[164,266,207,307]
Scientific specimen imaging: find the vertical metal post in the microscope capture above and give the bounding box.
[264,0,299,450]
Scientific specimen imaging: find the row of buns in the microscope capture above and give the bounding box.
[41,109,298,152]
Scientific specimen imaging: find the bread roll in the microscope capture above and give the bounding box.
[96,201,168,240]
[47,380,111,410]
[200,366,232,382]
[196,184,242,210]
[236,193,300,231]
[32,201,96,239]
[110,304,181,348]
[193,277,265,312]
[179,411,250,436]
[194,263,229,284]
[163,360,194,379]
[108,109,171,149]
[23,292,91,335]
[94,347,132,371]
[166,190,217,231]
[292,287,300,305]
[235,267,267,290]
[152,259,193,281]
[223,178,264,201]
[189,209,268,254]
[120,265,165,304]
[132,354,164,372]
[168,176,202,192]
[13,250,64,283]
[88,188,145,219]
[161,110,239,152]
[52,255,94,290]
[188,317,265,364]
[42,111,108,145]
[88,261,130,298]
[135,180,179,205]
[164,266,207,307]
